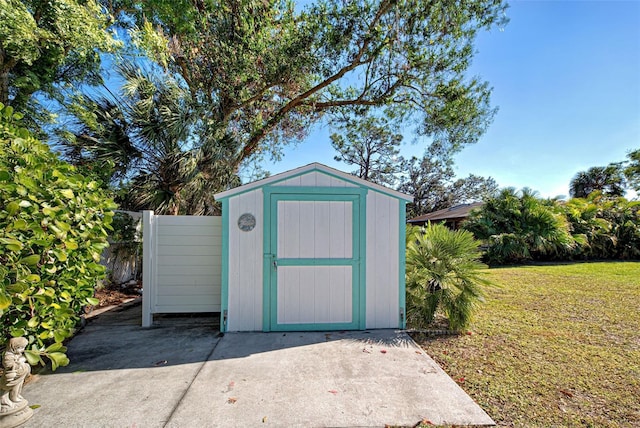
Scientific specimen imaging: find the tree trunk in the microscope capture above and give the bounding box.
[0,49,10,105]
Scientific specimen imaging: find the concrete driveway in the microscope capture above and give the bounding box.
[22,302,494,427]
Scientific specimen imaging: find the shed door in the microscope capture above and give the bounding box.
[268,193,361,331]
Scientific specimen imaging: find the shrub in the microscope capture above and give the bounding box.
[405,224,491,331]
[464,188,575,264]
[0,104,116,369]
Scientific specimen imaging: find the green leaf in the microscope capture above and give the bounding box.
[25,274,41,282]
[21,254,40,266]
[41,321,52,330]
[85,297,99,306]
[45,342,66,353]
[53,249,68,262]
[0,170,11,181]
[13,219,28,230]
[60,189,75,199]
[53,330,68,343]
[1,238,24,251]
[48,352,70,371]
[27,317,40,328]
[24,350,42,366]
[65,241,79,250]
[11,328,27,337]
[55,221,71,232]
[0,293,11,310]
[6,201,19,215]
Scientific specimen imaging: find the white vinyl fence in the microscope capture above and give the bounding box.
[142,211,222,327]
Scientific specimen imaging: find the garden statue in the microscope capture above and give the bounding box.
[0,337,34,427]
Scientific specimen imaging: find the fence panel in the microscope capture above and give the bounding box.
[142,211,222,326]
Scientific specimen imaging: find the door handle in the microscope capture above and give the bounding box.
[273,259,277,269]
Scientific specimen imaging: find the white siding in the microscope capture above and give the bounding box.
[223,169,406,331]
[273,171,357,188]
[227,189,263,331]
[366,191,400,328]
[154,215,222,313]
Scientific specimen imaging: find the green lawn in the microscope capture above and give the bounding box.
[413,262,640,427]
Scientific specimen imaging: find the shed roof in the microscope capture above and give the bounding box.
[214,163,413,202]
[407,202,483,223]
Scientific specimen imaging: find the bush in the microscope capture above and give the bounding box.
[466,188,640,264]
[405,224,491,331]
[0,104,116,369]
[464,188,575,264]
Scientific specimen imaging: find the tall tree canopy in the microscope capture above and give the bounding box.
[330,114,403,186]
[569,165,626,199]
[54,0,507,213]
[624,149,640,193]
[99,0,507,167]
[0,0,119,130]
[398,145,498,217]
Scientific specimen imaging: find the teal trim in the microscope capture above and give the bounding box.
[264,189,367,331]
[266,186,363,196]
[216,166,411,202]
[399,200,407,329]
[358,190,367,329]
[262,188,272,332]
[220,199,230,332]
[269,321,358,332]
[277,258,355,266]
[268,194,279,331]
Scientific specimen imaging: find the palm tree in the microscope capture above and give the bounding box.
[569,166,626,198]
[464,188,575,264]
[405,224,491,331]
[57,63,241,215]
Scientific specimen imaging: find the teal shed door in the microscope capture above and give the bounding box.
[267,192,362,331]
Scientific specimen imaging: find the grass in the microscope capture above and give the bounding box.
[413,261,640,427]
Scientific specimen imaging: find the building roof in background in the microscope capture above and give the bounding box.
[407,202,483,224]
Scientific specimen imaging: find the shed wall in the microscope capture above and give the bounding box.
[226,188,264,331]
[366,191,400,328]
[273,171,357,188]
[225,169,404,331]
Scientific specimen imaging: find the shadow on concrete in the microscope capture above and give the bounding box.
[34,302,220,374]
[39,302,412,373]
[210,330,416,361]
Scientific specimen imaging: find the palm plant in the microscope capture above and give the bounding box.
[562,195,613,258]
[405,224,491,331]
[464,188,575,264]
[57,62,240,215]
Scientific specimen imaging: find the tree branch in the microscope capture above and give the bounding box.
[236,0,396,164]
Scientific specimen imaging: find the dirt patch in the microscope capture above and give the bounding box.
[92,281,142,309]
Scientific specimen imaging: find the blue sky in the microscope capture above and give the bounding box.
[263,1,640,199]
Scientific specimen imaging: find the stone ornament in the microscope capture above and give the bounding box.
[0,337,33,428]
[237,213,256,231]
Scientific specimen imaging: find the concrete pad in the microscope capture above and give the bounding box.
[23,315,220,428]
[167,330,494,427]
[22,304,493,427]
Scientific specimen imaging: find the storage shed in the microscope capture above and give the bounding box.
[214,163,412,332]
